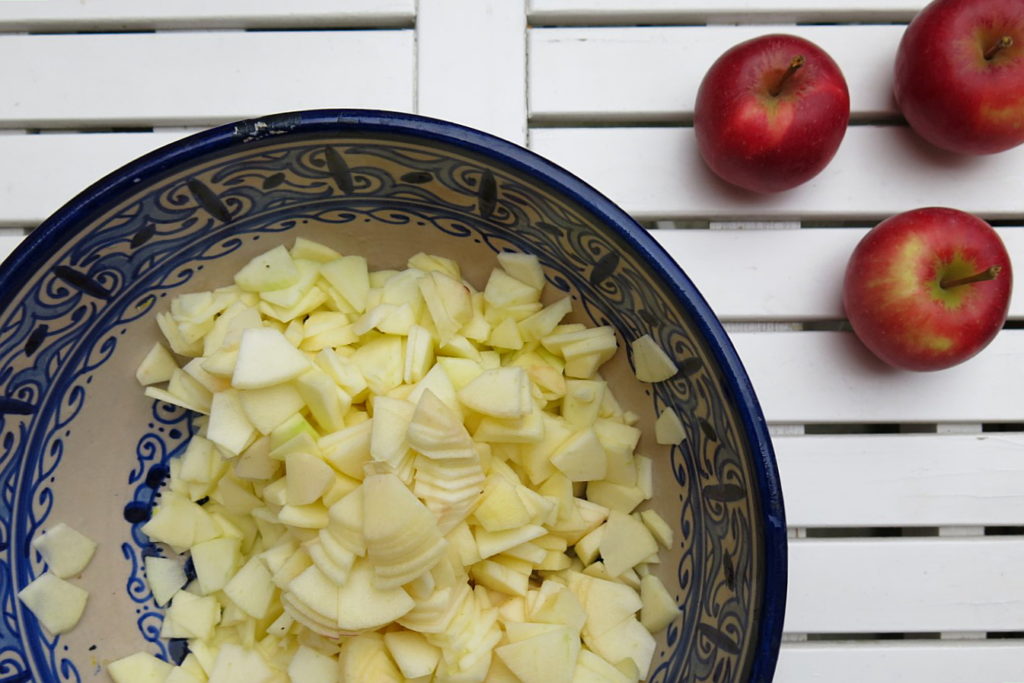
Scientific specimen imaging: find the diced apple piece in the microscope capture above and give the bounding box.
[639,574,679,633]
[320,420,372,479]
[336,559,416,631]
[472,477,532,532]
[191,537,241,594]
[237,383,305,435]
[31,522,96,579]
[495,625,578,683]
[285,451,336,505]
[17,572,88,635]
[351,334,404,394]
[291,237,341,262]
[574,649,632,683]
[383,630,441,679]
[232,327,310,390]
[407,390,476,461]
[550,428,607,482]
[484,268,542,308]
[655,407,686,445]
[340,632,403,682]
[470,559,529,597]
[223,555,276,620]
[497,252,546,290]
[107,651,175,683]
[474,524,547,561]
[145,556,186,607]
[234,245,299,292]
[136,342,179,386]
[599,511,659,578]
[630,334,677,383]
[586,481,646,514]
[640,509,674,549]
[205,389,255,455]
[233,436,280,480]
[207,643,275,683]
[370,395,416,468]
[457,366,529,418]
[165,590,221,641]
[586,617,656,680]
[287,645,338,683]
[321,255,370,313]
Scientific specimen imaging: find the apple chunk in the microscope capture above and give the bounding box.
[17,572,88,635]
[31,522,97,579]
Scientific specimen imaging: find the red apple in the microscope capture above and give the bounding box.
[894,0,1024,155]
[843,207,1012,371]
[693,34,850,193]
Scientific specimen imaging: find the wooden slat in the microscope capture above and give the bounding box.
[529,0,926,25]
[0,0,414,30]
[417,0,528,144]
[778,641,1024,683]
[0,230,23,265]
[651,227,1024,322]
[529,25,901,122]
[528,126,1024,221]
[776,433,1024,527]
[0,132,189,227]
[731,330,1024,424]
[787,538,1024,632]
[0,31,415,128]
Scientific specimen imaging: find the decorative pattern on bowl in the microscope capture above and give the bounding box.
[0,110,786,682]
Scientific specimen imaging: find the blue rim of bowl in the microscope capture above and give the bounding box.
[0,108,786,681]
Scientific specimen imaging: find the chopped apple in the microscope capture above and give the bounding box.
[234,244,299,292]
[144,556,186,607]
[30,522,96,579]
[232,327,310,390]
[320,255,370,313]
[497,252,546,290]
[630,334,677,383]
[457,366,530,419]
[18,572,88,635]
[107,652,175,683]
[384,630,441,679]
[237,383,305,435]
[495,625,578,683]
[285,451,336,505]
[136,342,179,386]
[639,574,679,633]
[655,407,686,445]
[287,645,338,683]
[191,536,241,594]
[599,511,659,578]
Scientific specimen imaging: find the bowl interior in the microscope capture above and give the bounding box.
[0,110,784,682]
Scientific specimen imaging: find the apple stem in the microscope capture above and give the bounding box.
[769,55,805,97]
[940,266,1002,289]
[984,35,1014,60]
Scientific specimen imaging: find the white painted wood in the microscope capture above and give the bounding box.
[787,538,1024,632]
[776,433,1024,527]
[0,230,24,266]
[0,31,415,128]
[529,0,927,24]
[0,132,189,227]
[0,0,414,30]
[777,641,1024,683]
[732,330,1024,424]
[651,228,1024,322]
[529,126,1024,220]
[530,25,901,121]
[417,0,528,144]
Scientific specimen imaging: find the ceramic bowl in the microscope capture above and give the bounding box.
[0,110,785,682]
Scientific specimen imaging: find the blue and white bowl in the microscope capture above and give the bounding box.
[0,110,786,682]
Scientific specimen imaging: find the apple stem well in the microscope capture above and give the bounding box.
[984,36,1014,61]
[940,266,1002,289]
[769,55,805,97]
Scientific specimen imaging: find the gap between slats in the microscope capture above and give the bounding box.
[527,0,927,26]
[0,0,415,32]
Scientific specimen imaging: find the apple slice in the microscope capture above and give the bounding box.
[107,652,175,683]
[407,390,476,461]
[630,334,677,383]
[285,451,336,505]
[457,366,530,419]
[30,523,97,579]
[18,572,88,635]
[495,625,578,683]
[320,255,370,313]
[144,556,186,607]
[136,342,178,386]
[655,407,686,445]
[383,630,441,679]
[232,327,311,390]
[223,555,276,620]
[599,510,659,577]
[336,559,416,631]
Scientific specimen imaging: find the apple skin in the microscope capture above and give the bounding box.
[894,0,1024,155]
[694,34,850,193]
[843,207,1012,371]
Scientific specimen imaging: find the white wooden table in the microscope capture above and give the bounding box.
[3,1,1024,681]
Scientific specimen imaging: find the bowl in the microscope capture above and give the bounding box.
[0,110,786,682]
